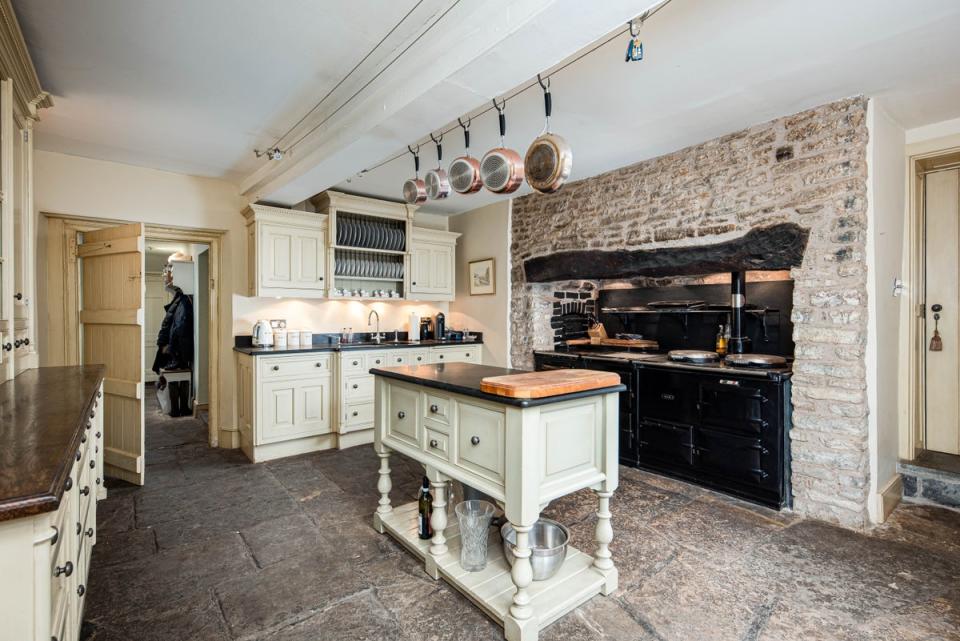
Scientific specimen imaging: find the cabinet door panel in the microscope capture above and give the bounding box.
[260,224,295,288]
[409,246,431,293]
[297,379,331,434]
[386,383,420,447]
[431,244,453,293]
[292,230,326,291]
[261,382,296,443]
[455,401,505,483]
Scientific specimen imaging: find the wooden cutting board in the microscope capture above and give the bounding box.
[480,369,622,399]
[566,338,659,349]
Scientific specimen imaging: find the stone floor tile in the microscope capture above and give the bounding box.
[90,526,157,568]
[240,512,329,567]
[870,503,960,558]
[541,596,659,641]
[215,552,371,637]
[93,494,135,535]
[567,518,679,591]
[261,590,401,641]
[82,589,231,641]
[151,495,301,550]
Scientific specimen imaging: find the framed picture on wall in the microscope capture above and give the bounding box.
[469,258,496,295]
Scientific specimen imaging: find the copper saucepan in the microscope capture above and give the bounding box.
[402,145,427,205]
[481,99,524,194]
[525,76,572,194]
[425,133,451,200]
[448,118,482,194]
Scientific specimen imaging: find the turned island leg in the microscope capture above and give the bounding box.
[372,445,392,533]
[505,522,536,641]
[429,479,448,557]
[593,490,618,594]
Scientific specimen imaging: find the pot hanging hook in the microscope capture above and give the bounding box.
[537,73,552,134]
[626,17,644,62]
[492,98,507,147]
[458,117,471,152]
[407,145,421,177]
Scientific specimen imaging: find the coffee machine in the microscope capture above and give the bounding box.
[435,312,445,341]
[419,318,433,340]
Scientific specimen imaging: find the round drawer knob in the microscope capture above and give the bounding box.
[90,460,96,469]
[85,527,94,537]
[417,357,422,361]
[352,411,358,417]
[315,362,323,367]
[86,421,92,430]
[466,353,471,357]
[54,561,73,578]
[81,434,87,443]
[65,477,73,491]
[75,450,81,461]
[80,486,90,496]
[398,411,405,419]
[272,365,280,371]
[77,584,86,597]
[430,404,439,413]
[430,439,439,448]
[95,432,101,438]
[90,411,95,419]
[2,343,11,351]
[396,358,402,363]
[352,384,358,389]
[375,359,381,364]
[97,390,102,398]
[24,338,30,346]
[352,361,359,366]
[76,522,81,535]
[13,292,22,300]
[438,355,444,359]
[96,477,101,485]
[470,436,480,446]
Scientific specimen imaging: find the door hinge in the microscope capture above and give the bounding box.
[918,303,926,318]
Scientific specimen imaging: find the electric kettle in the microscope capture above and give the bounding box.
[252,320,274,347]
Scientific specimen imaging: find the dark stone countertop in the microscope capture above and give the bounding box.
[234,338,483,356]
[0,365,106,521]
[369,362,626,408]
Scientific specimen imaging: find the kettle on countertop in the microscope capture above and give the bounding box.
[252,319,274,347]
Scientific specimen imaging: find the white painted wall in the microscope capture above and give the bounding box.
[448,201,511,367]
[865,99,907,523]
[33,150,449,442]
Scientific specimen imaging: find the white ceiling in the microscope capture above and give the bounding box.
[15,0,960,216]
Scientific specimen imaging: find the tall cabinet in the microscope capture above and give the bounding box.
[0,5,53,384]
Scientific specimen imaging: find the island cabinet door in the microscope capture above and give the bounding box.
[386,383,420,447]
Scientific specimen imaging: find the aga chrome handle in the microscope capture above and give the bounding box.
[54,561,73,578]
[470,436,480,446]
[429,439,439,448]
[398,411,406,419]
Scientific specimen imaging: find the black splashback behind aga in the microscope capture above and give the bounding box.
[598,280,795,356]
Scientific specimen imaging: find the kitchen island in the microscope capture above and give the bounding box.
[371,363,624,641]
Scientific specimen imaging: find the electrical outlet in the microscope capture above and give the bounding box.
[270,319,287,329]
[892,278,904,297]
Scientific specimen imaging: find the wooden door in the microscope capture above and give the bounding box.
[261,380,296,443]
[79,223,146,484]
[925,168,960,455]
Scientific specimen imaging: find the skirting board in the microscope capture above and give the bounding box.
[870,473,902,524]
[338,429,374,449]
[243,433,338,463]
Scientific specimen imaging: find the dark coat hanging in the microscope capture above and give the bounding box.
[152,287,194,374]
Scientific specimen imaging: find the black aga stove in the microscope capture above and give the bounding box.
[534,277,794,509]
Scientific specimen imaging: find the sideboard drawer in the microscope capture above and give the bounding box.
[388,352,409,366]
[387,383,420,447]
[455,401,505,484]
[407,349,430,366]
[424,392,452,427]
[341,354,366,372]
[366,352,389,369]
[343,374,374,401]
[342,401,375,430]
[260,354,331,379]
[423,428,450,461]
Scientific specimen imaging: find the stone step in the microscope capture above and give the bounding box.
[898,460,960,510]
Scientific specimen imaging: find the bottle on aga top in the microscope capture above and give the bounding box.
[435,312,445,341]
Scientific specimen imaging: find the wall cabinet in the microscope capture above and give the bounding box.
[237,344,481,461]
[244,205,328,298]
[408,228,458,301]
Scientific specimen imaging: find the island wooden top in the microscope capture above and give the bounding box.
[369,362,625,407]
[0,365,106,521]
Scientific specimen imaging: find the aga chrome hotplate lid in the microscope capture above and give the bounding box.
[668,350,720,364]
[724,353,788,368]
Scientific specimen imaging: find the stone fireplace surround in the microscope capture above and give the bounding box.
[510,97,871,528]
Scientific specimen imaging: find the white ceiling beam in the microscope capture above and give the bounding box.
[240,0,562,202]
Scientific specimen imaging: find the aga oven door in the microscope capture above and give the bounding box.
[698,378,777,436]
[693,427,779,492]
[637,369,699,426]
[638,419,695,468]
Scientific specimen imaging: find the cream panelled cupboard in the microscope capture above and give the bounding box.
[245,191,458,302]
[237,344,481,461]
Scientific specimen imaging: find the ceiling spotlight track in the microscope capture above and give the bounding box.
[358,0,675,178]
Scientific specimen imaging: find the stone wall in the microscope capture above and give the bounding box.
[510,97,871,528]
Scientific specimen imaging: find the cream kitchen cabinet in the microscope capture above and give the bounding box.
[237,352,334,462]
[408,228,459,301]
[244,204,328,298]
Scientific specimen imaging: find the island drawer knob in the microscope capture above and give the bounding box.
[315,362,323,367]
[470,436,480,446]
[272,365,280,371]
[398,411,406,419]
[65,477,73,491]
[86,421,91,430]
[96,477,101,485]
[90,411,96,419]
[352,411,359,417]
[86,527,94,537]
[75,450,81,461]
[81,434,87,444]
[430,404,439,413]
[76,522,81,535]
[77,584,86,597]
[430,439,439,448]
[96,432,101,438]
[352,360,359,366]
[90,460,96,469]
[97,390,102,398]
[352,384,359,389]
[54,561,73,578]
[80,486,90,496]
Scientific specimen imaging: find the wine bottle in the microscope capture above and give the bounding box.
[418,477,433,540]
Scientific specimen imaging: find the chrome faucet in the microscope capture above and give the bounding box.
[368,309,383,344]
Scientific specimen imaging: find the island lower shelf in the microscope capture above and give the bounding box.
[377,501,606,630]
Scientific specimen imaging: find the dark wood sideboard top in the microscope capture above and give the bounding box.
[0,365,106,521]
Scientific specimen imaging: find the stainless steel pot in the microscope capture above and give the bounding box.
[481,100,524,194]
[500,518,569,581]
[525,77,572,193]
